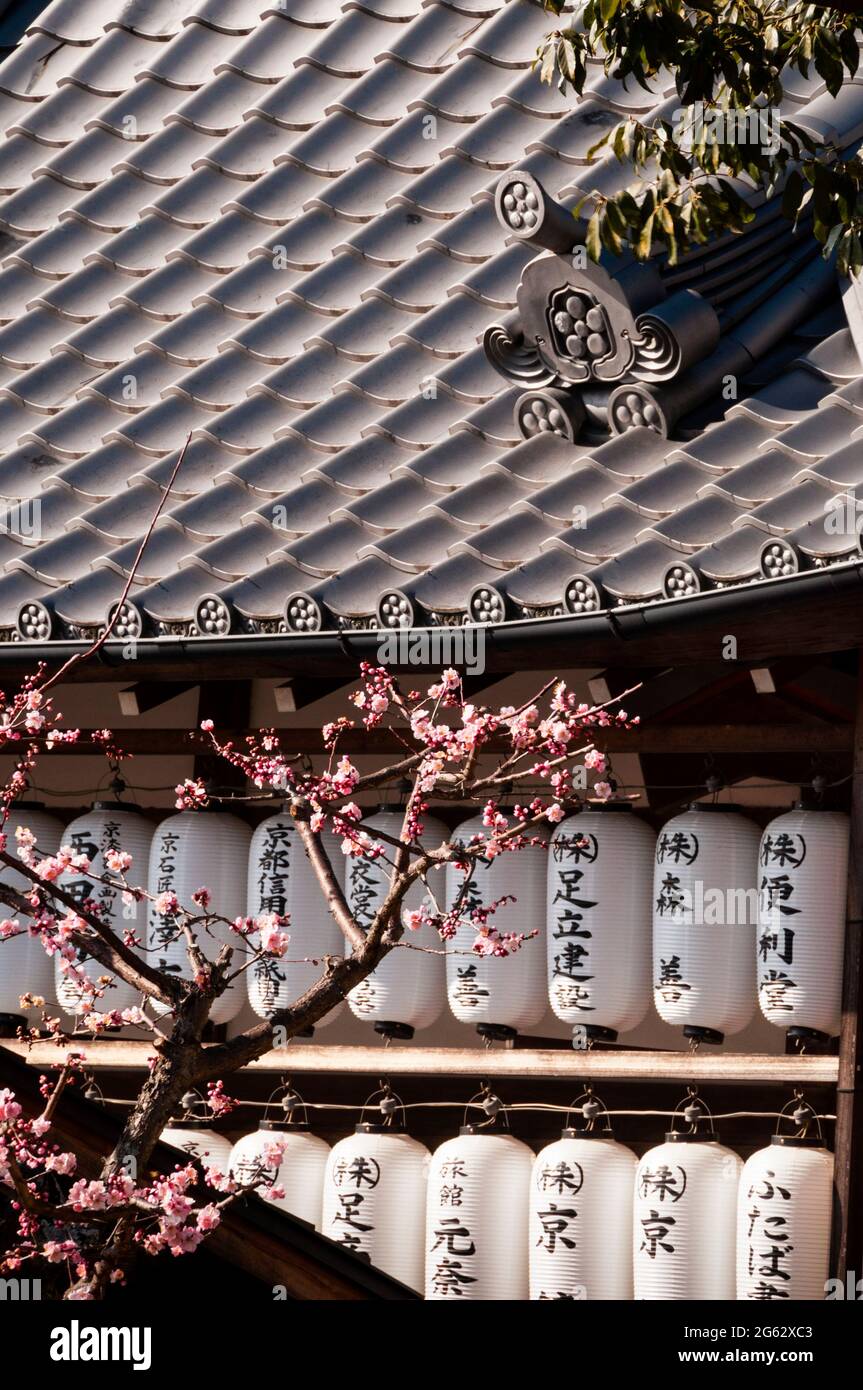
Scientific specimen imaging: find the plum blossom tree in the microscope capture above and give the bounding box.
[0,647,634,1298]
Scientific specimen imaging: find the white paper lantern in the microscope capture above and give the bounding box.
[548,806,654,1041]
[737,1134,834,1301]
[147,809,252,1025]
[530,1124,637,1300]
[445,814,547,1038]
[426,1127,534,1300]
[159,1121,234,1173]
[634,1120,742,1300]
[322,1124,430,1291]
[246,809,343,1029]
[653,804,760,1042]
[54,804,154,1020]
[0,803,63,1025]
[345,810,449,1037]
[757,807,850,1042]
[229,1120,330,1229]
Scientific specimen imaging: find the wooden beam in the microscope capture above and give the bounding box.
[273,677,351,714]
[21,724,854,757]
[0,1040,837,1085]
[117,681,197,717]
[834,652,863,1279]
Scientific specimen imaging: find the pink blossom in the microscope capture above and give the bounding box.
[593,781,613,800]
[153,891,179,916]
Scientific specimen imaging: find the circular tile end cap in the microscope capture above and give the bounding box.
[377,588,415,630]
[468,583,506,625]
[284,591,322,634]
[16,600,53,642]
[662,561,701,599]
[195,594,232,637]
[563,574,601,615]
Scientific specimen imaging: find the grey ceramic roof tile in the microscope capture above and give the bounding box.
[362,109,464,174]
[167,69,262,134]
[188,0,267,33]
[139,301,236,363]
[336,205,436,265]
[141,163,240,225]
[87,77,187,139]
[308,295,416,358]
[282,388,384,450]
[727,368,832,425]
[29,260,132,321]
[667,414,778,473]
[0,35,102,101]
[216,16,325,83]
[105,392,214,455]
[45,439,145,500]
[165,346,267,407]
[445,101,551,168]
[798,329,863,385]
[477,433,580,488]
[389,152,492,216]
[132,434,238,495]
[111,256,219,318]
[254,342,348,405]
[496,65,572,118]
[222,297,326,362]
[20,396,127,460]
[81,349,187,409]
[306,157,408,219]
[248,476,340,536]
[337,340,439,404]
[801,438,863,490]
[394,428,497,488]
[325,58,430,126]
[0,133,59,192]
[0,309,73,369]
[32,0,192,42]
[310,430,414,490]
[768,402,860,463]
[360,511,464,567]
[217,433,326,495]
[284,250,376,312]
[393,289,496,355]
[111,121,217,182]
[196,390,292,452]
[223,159,329,222]
[279,112,375,175]
[194,252,299,315]
[64,305,156,366]
[0,174,79,237]
[62,170,157,231]
[8,84,108,146]
[62,31,171,97]
[88,214,191,273]
[1,351,103,412]
[377,3,489,72]
[299,11,405,79]
[408,54,512,121]
[369,246,460,309]
[418,196,498,260]
[138,19,240,89]
[250,64,351,129]
[169,209,287,272]
[0,264,52,323]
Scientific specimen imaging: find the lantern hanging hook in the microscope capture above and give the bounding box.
[463,1084,508,1131]
[82,1074,104,1107]
[669,1088,716,1138]
[776,1093,824,1144]
[359,1082,404,1129]
[175,1087,209,1123]
[564,1088,613,1136]
[263,1079,308,1127]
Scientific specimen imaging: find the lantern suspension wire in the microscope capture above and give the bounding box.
[90,1095,837,1122]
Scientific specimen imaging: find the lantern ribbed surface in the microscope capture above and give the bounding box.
[346,812,448,1032]
[0,806,62,1017]
[322,1127,430,1292]
[634,1137,742,1299]
[445,815,547,1032]
[757,809,850,1038]
[246,813,343,1026]
[147,810,252,1025]
[159,1124,234,1173]
[426,1131,534,1300]
[548,809,654,1035]
[530,1134,637,1299]
[229,1125,330,1230]
[653,806,760,1037]
[55,806,154,1018]
[737,1140,834,1301]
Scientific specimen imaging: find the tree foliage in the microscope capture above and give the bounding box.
[537,1,863,274]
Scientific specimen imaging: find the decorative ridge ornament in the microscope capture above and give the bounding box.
[484,170,829,444]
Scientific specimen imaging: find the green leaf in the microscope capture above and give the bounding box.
[586,210,603,262]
